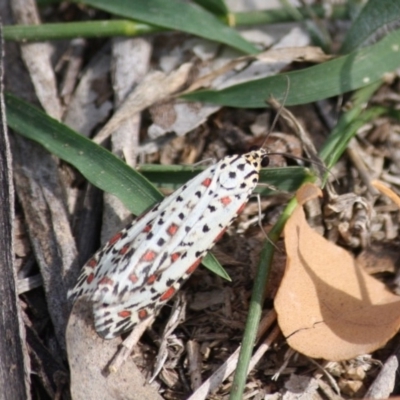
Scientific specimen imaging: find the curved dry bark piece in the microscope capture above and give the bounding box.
[275,184,400,361]
[13,137,78,349]
[67,298,163,400]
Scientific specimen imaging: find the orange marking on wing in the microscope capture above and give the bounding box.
[143,224,152,233]
[118,310,131,318]
[171,252,181,262]
[141,250,156,262]
[119,244,130,255]
[108,232,123,246]
[87,258,97,268]
[220,196,232,206]
[186,259,201,275]
[86,273,95,284]
[147,274,157,284]
[160,287,176,301]
[167,223,179,236]
[129,273,139,283]
[98,276,114,286]
[202,177,212,187]
[138,309,148,320]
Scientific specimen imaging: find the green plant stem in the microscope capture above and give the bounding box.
[319,81,386,186]
[229,196,300,400]
[4,4,350,42]
[319,80,383,167]
[3,20,164,42]
[229,80,390,400]
[324,106,386,168]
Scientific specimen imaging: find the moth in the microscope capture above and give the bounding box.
[68,148,269,339]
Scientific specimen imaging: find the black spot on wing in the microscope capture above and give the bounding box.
[149,296,158,305]
[142,265,152,276]
[157,252,168,268]
[203,224,210,232]
[122,247,135,262]
[112,282,119,296]
[119,260,131,273]
[97,327,111,339]
[116,319,132,330]
[119,285,129,299]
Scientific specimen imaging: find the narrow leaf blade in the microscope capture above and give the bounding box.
[341,0,400,53]
[182,29,400,107]
[74,0,257,54]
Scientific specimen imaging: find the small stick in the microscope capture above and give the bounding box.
[105,317,154,375]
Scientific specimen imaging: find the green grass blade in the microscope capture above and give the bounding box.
[36,0,349,24]
[193,0,228,17]
[6,92,162,214]
[257,167,311,194]
[182,28,400,108]
[320,83,385,170]
[73,0,258,54]
[203,252,231,281]
[341,0,400,53]
[5,93,226,278]
[139,164,310,194]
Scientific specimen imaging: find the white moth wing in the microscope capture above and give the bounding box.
[68,165,216,303]
[69,149,267,339]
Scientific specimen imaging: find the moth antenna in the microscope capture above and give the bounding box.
[253,193,280,251]
[261,75,291,149]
